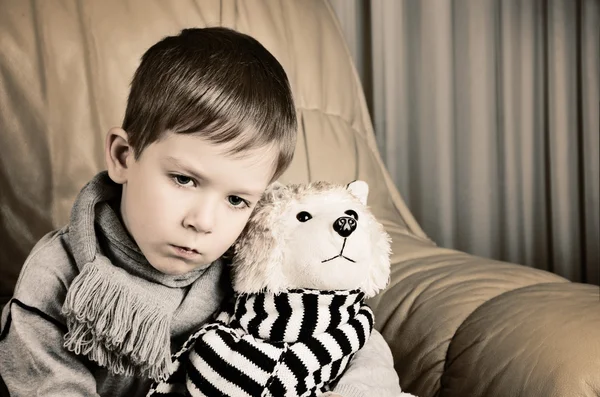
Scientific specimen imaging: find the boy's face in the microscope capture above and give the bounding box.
[112,130,277,275]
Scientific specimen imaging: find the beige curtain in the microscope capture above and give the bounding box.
[329,0,599,285]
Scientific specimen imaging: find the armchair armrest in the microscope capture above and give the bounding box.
[369,226,599,397]
[442,282,599,397]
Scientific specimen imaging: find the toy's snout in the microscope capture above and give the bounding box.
[333,216,357,238]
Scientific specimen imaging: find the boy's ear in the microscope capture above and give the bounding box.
[105,127,133,184]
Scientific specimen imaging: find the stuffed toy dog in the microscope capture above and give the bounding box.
[148,180,393,397]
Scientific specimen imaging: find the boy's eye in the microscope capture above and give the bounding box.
[228,196,246,207]
[174,175,194,186]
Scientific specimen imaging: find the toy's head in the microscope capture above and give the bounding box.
[231,180,391,298]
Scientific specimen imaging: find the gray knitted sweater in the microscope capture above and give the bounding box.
[0,172,229,396]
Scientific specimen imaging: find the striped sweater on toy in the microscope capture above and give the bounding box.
[147,289,374,397]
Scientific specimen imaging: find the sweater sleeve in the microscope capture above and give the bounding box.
[330,329,403,397]
[0,230,101,397]
[0,300,101,397]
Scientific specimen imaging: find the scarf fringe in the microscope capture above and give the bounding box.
[62,260,173,382]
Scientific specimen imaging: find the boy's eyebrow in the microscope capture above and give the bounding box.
[165,156,204,181]
[164,156,263,197]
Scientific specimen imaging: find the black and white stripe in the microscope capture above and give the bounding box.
[147,289,374,397]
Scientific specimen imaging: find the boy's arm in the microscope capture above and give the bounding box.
[330,329,403,397]
[0,300,101,397]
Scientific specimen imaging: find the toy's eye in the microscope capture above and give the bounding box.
[345,210,358,220]
[296,211,312,222]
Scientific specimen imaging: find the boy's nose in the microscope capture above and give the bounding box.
[333,216,357,238]
[183,203,216,234]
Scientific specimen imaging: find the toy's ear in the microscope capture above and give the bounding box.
[266,181,286,194]
[261,181,288,205]
[230,193,288,294]
[346,180,369,205]
[232,227,286,294]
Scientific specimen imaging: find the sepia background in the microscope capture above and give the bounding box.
[330,0,599,285]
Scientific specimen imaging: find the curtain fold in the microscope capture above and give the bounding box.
[330,0,599,284]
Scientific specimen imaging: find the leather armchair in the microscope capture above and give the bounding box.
[1,1,598,396]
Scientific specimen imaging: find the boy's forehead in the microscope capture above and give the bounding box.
[159,130,276,159]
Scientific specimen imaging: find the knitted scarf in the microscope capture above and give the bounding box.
[147,289,374,397]
[61,172,221,382]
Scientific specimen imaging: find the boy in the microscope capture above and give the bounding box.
[0,28,401,396]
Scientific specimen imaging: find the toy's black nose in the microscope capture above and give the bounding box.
[333,216,357,237]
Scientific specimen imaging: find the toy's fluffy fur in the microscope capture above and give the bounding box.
[232,180,391,297]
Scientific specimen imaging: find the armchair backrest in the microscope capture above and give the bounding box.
[0,0,426,298]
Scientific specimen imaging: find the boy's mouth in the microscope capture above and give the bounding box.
[171,245,200,258]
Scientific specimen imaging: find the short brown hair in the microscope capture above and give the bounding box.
[123,27,297,181]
